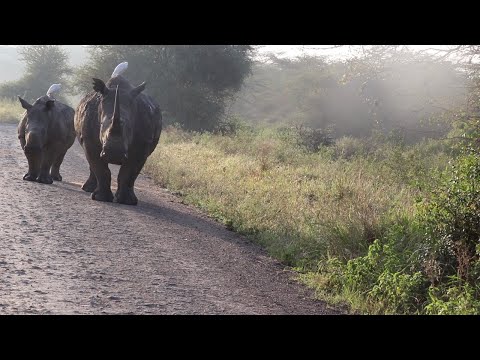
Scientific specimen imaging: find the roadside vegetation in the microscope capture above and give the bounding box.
[0,98,22,124]
[145,117,480,314]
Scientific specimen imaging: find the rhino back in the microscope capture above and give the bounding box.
[54,102,76,148]
[75,91,102,148]
[133,93,162,156]
[43,100,75,148]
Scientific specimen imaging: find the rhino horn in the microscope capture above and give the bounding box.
[111,85,121,135]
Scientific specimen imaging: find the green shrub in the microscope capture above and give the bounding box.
[425,282,480,315]
[420,149,480,283]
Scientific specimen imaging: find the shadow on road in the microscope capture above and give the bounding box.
[53,178,268,256]
[20,173,256,255]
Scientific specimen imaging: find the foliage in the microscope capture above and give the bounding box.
[419,147,480,284]
[0,46,72,104]
[425,282,480,315]
[72,45,255,131]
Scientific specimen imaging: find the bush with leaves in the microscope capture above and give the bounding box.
[294,124,335,151]
[213,115,253,136]
[419,146,480,284]
[313,131,480,314]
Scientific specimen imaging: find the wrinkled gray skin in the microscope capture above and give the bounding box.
[74,75,162,205]
[17,95,75,184]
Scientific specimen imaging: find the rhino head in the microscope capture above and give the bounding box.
[18,96,55,155]
[92,78,146,165]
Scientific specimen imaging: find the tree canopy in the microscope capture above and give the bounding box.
[0,45,72,104]
[72,45,255,131]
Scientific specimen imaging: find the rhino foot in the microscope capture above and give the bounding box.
[82,179,97,193]
[92,189,114,202]
[37,174,53,184]
[51,174,62,181]
[23,173,37,181]
[114,188,138,205]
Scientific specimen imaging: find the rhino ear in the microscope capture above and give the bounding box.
[92,78,109,95]
[130,81,146,98]
[18,96,32,110]
[45,100,55,111]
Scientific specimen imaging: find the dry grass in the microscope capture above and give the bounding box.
[144,126,421,267]
[0,98,23,124]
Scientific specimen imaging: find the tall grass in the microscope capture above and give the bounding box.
[145,127,448,268]
[0,98,22,124]
[146,122,480,314]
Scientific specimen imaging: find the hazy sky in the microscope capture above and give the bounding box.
[60,45,452,61]
[1,45,450,56]
[257,45,451,59]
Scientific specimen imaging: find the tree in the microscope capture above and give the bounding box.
[0,45,72,104]
[72,45,255,131]
[230,49,467,141]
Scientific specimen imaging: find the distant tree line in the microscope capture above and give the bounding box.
[0,45,255,132]
[0,45,72,104]
[3,45,478,140]
[231,48,468,142]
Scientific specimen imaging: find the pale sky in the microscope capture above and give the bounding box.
[257,45,452,60]
[0,44,453,62]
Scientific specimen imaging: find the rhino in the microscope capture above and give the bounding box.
[74,74,162,205]
[18,95,75,184]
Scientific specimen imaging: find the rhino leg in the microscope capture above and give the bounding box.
[50,149,67,181]
[37,148,55,184]
[23,173,38,181]
[114,157,147,205]
[81,140,113,201]
[23,152,41,181]
[81,168,97,193]
[90,159,113,202]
